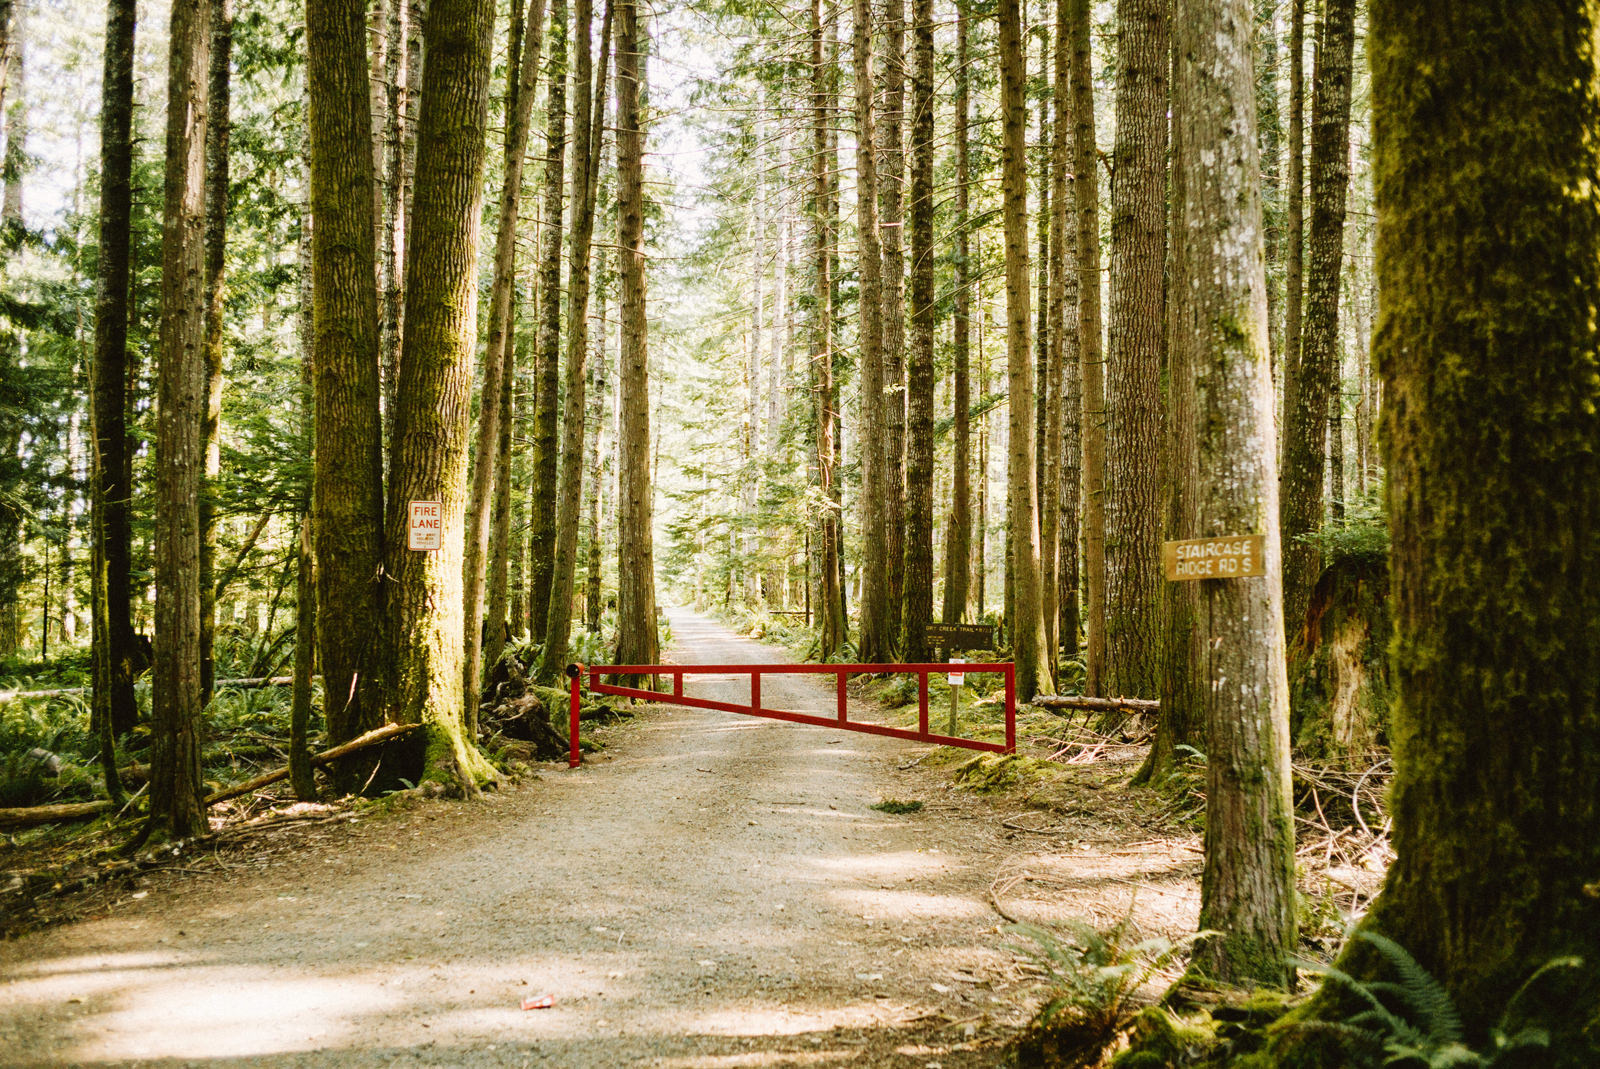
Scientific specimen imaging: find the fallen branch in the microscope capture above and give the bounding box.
[1,676,296,704]
[0,722,418,828]
[204,722,418,805]
[1031,694,1160,714]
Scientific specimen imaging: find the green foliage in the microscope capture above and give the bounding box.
[1007,913,1214,1039]
[870,798,923,814]
[1296,931,1580,1067]
[1299,494,1388,568]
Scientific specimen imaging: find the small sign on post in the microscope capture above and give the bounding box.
[1161,534,1266,581]
[946,657,966,687]
[408,500,443,551]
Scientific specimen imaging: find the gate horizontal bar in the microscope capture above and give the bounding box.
[566,660,1017,768]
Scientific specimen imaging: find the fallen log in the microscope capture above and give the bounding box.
[204,722,419,805]
[0,722,419,828]
[1031,694,1160,714]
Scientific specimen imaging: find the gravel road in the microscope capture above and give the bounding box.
[0,607,1041,1068]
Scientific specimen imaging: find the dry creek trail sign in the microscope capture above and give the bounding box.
[1161,534,1267,581]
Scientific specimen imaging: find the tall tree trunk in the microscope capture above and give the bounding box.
[383,0,499,792]
[1138,20,1202,787]
[1256,0,1282,366]
[482,285,516,680]
[1279,0,1355,635]
[463,0,546,711]
[852,0,890,662]
[1282,0,1304,436]
[900,0,934,663]
[585,243,609,633]
[379,0,423,423]
[1069,0,1106,697]
[527,0,570,642]
[940,1,971,627]
[1176,0,1296,986]
[543,0,612,675]
[199,0,232,710]
[1000,0,1048,701]
[613,0,658,673]
[1035,33,1060,670]
[308,0,387,770]
[0,9,22,657]
[1052,0,1081,664]
[1335,0,1600,1041]
[290,212,317,802]
[150,0,212,842]
[879,0,906,649]
[1104,0,1167,698]
[91,0,139,743]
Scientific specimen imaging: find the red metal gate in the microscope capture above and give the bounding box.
[564,661,1016,768]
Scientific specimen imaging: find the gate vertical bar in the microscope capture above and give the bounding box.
[752,670,761,714]
[1004,663,1016,752]
[917,669,929,736]
[836,670,848,722]
[568,664,583,767]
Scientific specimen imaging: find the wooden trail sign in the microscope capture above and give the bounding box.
[926,623,996,651]
[1162,534,1266,581]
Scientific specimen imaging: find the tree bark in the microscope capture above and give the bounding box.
[879,0,906,648]
[1068,0,1106,697]
[585,243,609,633]
[151,0,213,841]
[1000,0,1049,702]
[1175,0,1296,986]
[852,0,890,662]
[543,0,612,675]
[1282,0,1304,437]
[1052,0,1081,665]
[940,1,971,628]
[309,0,387,772]
[612,0,658,673]
[900,0,934,664]
[383,0,499,792]
[463,0,546,711]
[526,0,570,643]
[91,0,139,742]
[1104,0,1167,699]
[1035,33,1059,671]
[0,9,23,657]
[1279,0,1355,635]
[1337,0,1600,1042]
[199,0,233,710]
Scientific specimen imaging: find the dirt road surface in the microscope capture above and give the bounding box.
[2,608,1153,1067]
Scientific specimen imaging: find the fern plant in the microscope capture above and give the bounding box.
[1006,912,1213,1036]
[1298,930,1581,1067]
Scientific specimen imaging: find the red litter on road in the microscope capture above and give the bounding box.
[520,994,555,1010]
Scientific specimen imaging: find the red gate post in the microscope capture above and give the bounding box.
[566,663,582,768]
[835,669,847,722]
[1004,662,1016,753]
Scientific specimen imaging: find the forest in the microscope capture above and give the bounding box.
[0,0,1597,1064]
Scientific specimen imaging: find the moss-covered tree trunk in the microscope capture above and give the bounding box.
[1344,0,1600,1043]
[612,0,659,674]
[1104,0,1167,699]
[1175,0,1296,987]
[382,0,499,792]
[150,0,212,842]
[308,0,387,771]
[900,0,934,664]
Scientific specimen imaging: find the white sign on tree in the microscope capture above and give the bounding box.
[408,500,443,551]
